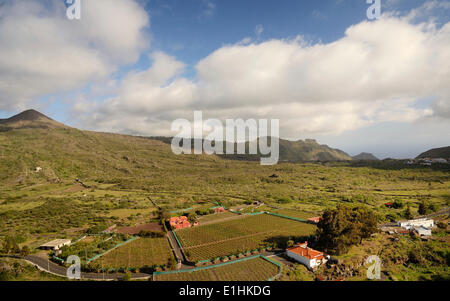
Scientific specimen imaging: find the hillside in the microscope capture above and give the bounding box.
[278,139,352,162]
[417,146,450,159]
[153,137,352,162]
[0,109,364,189]
[0,109,68,130]
[352,152,379,161]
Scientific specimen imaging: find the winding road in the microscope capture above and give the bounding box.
[22,255,151,281]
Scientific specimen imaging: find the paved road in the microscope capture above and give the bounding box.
[167,231,190,268]
[23,255,151,281]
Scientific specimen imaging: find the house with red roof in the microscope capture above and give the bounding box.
[286,242,328,269]
[169,216,198,230]
[307,216,322,224]
[214,207,225,213]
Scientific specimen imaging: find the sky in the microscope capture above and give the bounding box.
[0,0,449,159]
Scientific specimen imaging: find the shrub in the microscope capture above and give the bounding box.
[392,199,404,209]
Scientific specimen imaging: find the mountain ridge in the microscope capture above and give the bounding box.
[417,146,450,159]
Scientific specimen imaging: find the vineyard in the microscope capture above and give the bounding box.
[94,237,175,269]
[154,256,280,281]
[176,213,316,262]
[197,211,240,223]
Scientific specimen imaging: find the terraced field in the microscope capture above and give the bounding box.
[154,256,280,281]
[176,213,316,262]
[95,237,174,269]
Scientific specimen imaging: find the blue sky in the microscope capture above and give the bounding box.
[0,0,449,159]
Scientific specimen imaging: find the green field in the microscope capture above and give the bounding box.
[94,237,175,269]
[176,213,316,262]
[154,256,280,281]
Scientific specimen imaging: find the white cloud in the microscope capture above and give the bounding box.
[200,0,216,18]
[76,13,450,139]
[255,24,264,37]
[0,0,149,111]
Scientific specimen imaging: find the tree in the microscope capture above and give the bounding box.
[392,199,404,209]
[122,271,132,281]
[187,213,198,223]
[418,200,429,215]
[428,202,438,213]
[167,257,176,269]
[286,240,294,248]
[316,205,378,255]
[404,206,414,220]
[437,222,447,230]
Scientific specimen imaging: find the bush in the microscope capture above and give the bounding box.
[277,197,292,204]
[138,230,164,238]
[122,271,132,281]
[437,222,447,229]
[392,199,404,209]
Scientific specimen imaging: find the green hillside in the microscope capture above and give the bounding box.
[417,147,450,159]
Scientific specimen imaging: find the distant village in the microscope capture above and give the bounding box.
[405,158,449,166]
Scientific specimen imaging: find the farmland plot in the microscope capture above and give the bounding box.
[95,237,174,268]
[176,214,316,262]
[154,257,280,281]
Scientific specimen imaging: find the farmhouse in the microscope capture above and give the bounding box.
[213,206,225,213]
[286,242,328,269]
[39,239,71,250]
[307,217,322,224]
[414,226,432,237]
[398,218,434,230]
[169,216,198,230]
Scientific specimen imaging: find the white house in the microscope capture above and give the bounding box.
[431,158,447,164]
[286,242,328,269]
[414,226,432,236]
[398,218,434,230]
[39,239,71,251]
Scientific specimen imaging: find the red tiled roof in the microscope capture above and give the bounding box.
[307,217,322,223]
[169,216,193,229]
[287,242,324,260]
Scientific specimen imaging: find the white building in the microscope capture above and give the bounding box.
[431,158,447,164]
[414,226,432,236]
[286,242,328,270]
[39,239,71,250]
[398,218,434,230]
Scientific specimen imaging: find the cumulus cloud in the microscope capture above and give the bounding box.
[76,13,450,138]
[0,0,149,111]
